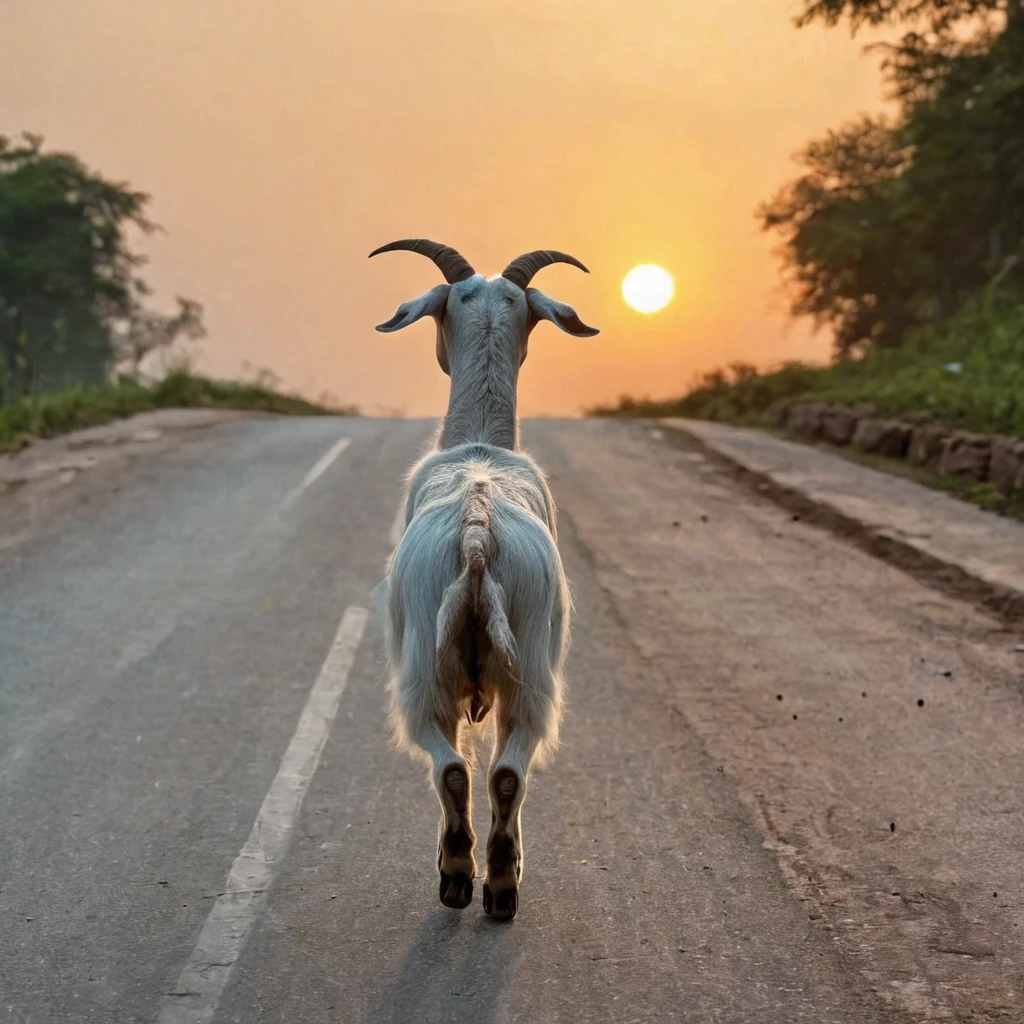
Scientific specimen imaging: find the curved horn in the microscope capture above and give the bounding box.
[368,238,476,284]
[501,250,590,290]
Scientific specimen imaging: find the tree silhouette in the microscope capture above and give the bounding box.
[0,134,204,401]
[764,1,1024,354]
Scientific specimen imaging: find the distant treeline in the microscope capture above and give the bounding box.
[590,288,1024,438]
[764,0,1024,356]
[0,133,204,406]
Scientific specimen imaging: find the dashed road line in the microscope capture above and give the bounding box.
[157,605,368,1024]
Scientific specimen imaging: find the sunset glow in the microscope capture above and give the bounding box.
[0,1,885,414]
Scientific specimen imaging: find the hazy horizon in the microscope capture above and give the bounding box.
[2,0,884,415]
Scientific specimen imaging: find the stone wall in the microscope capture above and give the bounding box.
[778,403,1024,496]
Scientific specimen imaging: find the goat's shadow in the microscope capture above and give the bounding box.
[362,902,520,1024]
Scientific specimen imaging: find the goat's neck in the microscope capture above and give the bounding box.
[439,348,519,450]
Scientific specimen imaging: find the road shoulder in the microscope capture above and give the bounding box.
[0,408,268,553]
[535,419,1024,1022]
[660,417,1024,621]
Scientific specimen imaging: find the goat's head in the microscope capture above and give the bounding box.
[369,239,599,376]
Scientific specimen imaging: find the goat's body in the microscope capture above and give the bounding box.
[385,441,569,763]
[380,438,570,917]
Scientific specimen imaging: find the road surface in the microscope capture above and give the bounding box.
[2,416,1022,1023]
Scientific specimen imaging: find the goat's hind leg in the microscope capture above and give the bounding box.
[420,718,476,909]
[484,720,538,921]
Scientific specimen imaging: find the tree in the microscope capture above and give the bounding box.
[0,134,204,401]
[797,0,1023,118]
[796,0,1021,40]
[114,297,207,375]
[759,117,923,354]
[763,1,1024,355]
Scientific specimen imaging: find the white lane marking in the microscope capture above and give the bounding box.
[281,436,352,511]
[301,436,352,490]
[388,502,406,547]
[157,605,368,1024]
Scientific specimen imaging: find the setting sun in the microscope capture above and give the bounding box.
[622,265,675,314]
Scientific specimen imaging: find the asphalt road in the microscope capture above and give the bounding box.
[2,416,1022,1024]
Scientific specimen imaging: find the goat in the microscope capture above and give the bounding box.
[371,239,598,919]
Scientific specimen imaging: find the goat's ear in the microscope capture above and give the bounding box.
[525,288,599,337]
[375,284,450,333]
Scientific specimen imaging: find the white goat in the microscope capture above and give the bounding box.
[372,239,598,920]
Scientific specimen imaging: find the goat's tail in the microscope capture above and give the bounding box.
[435,479,519,674]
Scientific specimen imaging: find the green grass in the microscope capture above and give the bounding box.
[590,291,1024,439]
[0,369,355,450]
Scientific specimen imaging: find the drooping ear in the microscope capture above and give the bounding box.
[375,284,450,332]
[525,288,600,337]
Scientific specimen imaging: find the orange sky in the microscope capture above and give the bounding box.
[1,1,884,415]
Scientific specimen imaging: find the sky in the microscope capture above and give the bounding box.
[1,0,884,416]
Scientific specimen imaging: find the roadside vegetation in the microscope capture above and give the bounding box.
[594,0,1024,442]
[0,369,349,450]
[591,290,1024,438]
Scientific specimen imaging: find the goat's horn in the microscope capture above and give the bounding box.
[501,250,590,290]
[368,239,476,284]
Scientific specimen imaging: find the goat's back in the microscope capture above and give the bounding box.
[386,443,566,663]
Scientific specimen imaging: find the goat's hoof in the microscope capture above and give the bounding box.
[482,882,518,921]
[439,870,474,910]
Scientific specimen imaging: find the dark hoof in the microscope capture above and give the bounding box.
[482,882,518,920]
[439,870,474,910]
